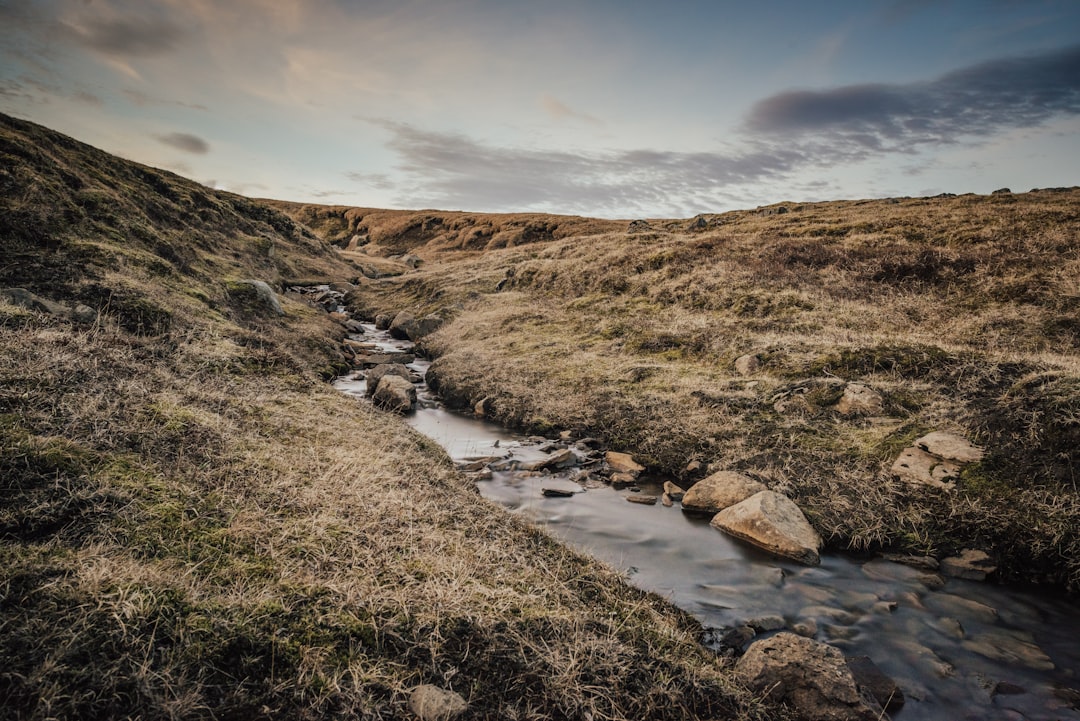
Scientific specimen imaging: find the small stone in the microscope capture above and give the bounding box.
[747,615,786,632]
[626,494,658,505]
[408,684,468,721]
[661,493,674,507]
[792,620,818,638]
[835,383,884,416]
[610,472,636,488]
[663,481,686,501]
[542,488,576,498]
[734,354,761,375]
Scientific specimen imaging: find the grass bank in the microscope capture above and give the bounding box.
[0,114,772,720]
[329,193,1080,593]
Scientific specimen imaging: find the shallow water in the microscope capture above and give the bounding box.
[335,325,1080,721]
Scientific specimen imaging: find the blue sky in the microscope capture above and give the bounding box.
[1,0,1078,217]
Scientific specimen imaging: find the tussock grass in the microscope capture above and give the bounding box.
[333,190,1080,592]
[1,114,774,720]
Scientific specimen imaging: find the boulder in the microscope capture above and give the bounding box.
[231,279,284,316]
[940,549,996,580]
[605,451,644,476]
[372,375,416,413]
[711,491,822,565]
[846,656,905,712]
[734,354,761,376]
[365,364,412,396]
[915,432,984,463]
[735,633,884,721]
[353,352,415,367]
[374,313,393,330]
[835,383,883,416]
[627,219,652,233]
[407,684,467,721]
[681,471,766,514]
[390,310,443,341]
[663,481,686,501]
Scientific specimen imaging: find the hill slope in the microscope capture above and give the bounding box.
[0,114,769,720]
[310,191,1080,592]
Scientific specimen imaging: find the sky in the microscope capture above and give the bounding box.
[1,0,1079,218]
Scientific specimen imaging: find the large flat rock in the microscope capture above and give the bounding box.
[711,490,822,565]
[681,470,766,514]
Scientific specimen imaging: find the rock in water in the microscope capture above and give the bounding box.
[682,471,766,514]
[940,549,996,580]
[365,364,412,397]
[372,375,416,413]
[736,633,885,721]
[711,491,822,565]
[408,684,468,720]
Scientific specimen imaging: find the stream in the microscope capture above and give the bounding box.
[334,322,1080,721]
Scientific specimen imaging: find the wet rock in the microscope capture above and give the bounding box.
[408,684,467,720]
[917,573,946,590]
[610,472,636,488]
[734,354,761,375]
[542,487,576,498]
[792,619,818,638]
[663,481,686,501]
[835,383,883,416]
[940,548,996,580]
[712,491,822,565]
[605,451,644,476]
[344,318,366,333]
[924,593,998,625]
[963,629,1054,670]
[935,617,964,639]
[626,494,658,505]
[366,364,412,396]
[747,615,786,632]
[466,469,493,482]
[372,375,416,413]
[374,313,393,330]
[541,448,578,470]
[661,493,674,507]
[736,633,884,721]
[354,352,415,367]
[916,431,984,463]
[798,606,858,626]
[993,681,1026,696]
[847,655,905,712]
[882,553,939,571]
[681,471,765,514]
[871,601,897,614]
[474,397,494,417]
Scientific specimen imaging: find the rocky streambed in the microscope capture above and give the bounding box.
[306,285,1080,720]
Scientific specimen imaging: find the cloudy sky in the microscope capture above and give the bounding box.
[2,0,1079,217]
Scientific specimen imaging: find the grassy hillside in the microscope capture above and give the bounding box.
[317,192,1080,593]
[0,114,772,720]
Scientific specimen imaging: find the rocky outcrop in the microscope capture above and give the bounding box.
[407,684,467,721]
[681,471,765,514]
[372,374,416,413]
[1,287,96,323]
[711,491,822,565]
[365,364,412,396]
[735,633,885,721]
[627,219,652,233]
[891,431,984,488]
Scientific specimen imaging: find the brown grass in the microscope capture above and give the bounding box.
[328,190,1080,592]
[0,114,774,720]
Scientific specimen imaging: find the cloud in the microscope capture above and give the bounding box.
[541,94,603,126]
[124,88,208,111]
[65,14,187,58]
[374,121,802,216]
[155,131,210,154]
[747,44,1080,149]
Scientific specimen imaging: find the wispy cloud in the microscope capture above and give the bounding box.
[541,94,603,126]
[155,131,210,154]
[747,44,1080,148]
[372,44,1080,215]
[64,14,187,58]
[124,88,207,111]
